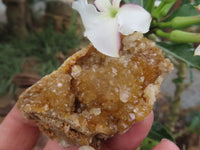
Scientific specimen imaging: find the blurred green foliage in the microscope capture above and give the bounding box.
[187,112,200,134]
[137,137,159,150]
[0,26,80,96]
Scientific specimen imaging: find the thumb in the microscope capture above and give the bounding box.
[152,139,180,150]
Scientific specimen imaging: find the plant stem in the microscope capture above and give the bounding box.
[156,29,170,39]
[170,30,200,43]
[157,16,200,29]
[156,30,200,43]
[166,61,187,133]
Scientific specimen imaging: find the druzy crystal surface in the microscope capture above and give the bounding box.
[17,33,173,149]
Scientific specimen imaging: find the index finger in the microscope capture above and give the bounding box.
[0,105,40,150]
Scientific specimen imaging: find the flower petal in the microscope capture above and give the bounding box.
[194,44,200,56]
[85,17,120,57]
[112,0,121,8]
[73,0,120,57]
[117,4,152,35]
[72,0,100,28]
[94,0,111,12]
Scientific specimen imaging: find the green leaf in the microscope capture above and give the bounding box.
[138,137,159,150]
[165,4,200,21]
[189,113,200,134]
[147,121,175,142]
[152,0,176,19]
[157,42,200,70]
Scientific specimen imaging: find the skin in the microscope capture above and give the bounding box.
[0,106,180,150]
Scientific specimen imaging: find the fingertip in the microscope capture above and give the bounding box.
[152,139,180,150]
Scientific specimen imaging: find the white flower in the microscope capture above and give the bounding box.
[72,0,152,57]
[194,44,200,56]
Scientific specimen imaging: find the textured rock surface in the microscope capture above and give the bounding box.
[17,33,173,149]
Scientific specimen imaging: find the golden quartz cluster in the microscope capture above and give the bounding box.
[17,33,173,149]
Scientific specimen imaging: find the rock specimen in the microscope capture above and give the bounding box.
[17,33,173,149]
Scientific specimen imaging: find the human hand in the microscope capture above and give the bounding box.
[0,106,179,150]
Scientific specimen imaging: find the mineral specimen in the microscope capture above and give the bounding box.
[17,33,173,149]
